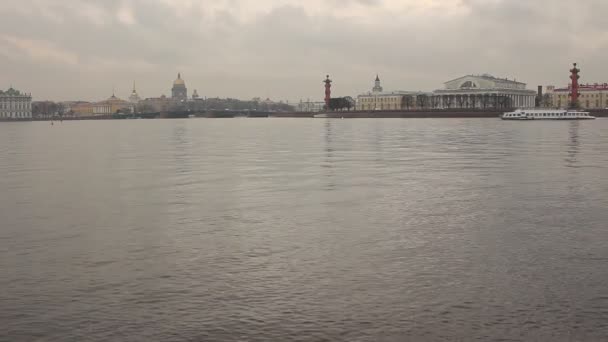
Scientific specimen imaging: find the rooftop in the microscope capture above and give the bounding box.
[444,74,526,85]
[553,83,608,91]
[0,87,30,96]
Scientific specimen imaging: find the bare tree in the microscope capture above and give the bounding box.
[542,94,552,107]
[444,95,453,109]
[403,95,414,110]
[470,96,477,109]
[481,94,490,109]
[416,94,429,109]
[430,96,440,109]
[456,95,466,108]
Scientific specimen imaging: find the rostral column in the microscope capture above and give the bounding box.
[569,63,580,108]
[324,75,332,109]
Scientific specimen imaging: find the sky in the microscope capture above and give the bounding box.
[1,0,607,102]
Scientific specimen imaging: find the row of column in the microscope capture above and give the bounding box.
[437,94,535,108]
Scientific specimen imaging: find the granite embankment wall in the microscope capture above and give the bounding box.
[273,109,608,118]
[4,109,607,122]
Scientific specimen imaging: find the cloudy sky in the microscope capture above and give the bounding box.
[1,0,607,102]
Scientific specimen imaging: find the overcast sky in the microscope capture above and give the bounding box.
[1,0,607,102]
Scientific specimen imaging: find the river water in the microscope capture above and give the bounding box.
[1,118,607,341]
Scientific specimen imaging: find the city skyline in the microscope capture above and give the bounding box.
[1,0,607,101]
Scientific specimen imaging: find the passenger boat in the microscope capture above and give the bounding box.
[501,108,595,120]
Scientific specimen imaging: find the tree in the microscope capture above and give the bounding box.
[470,96,477,109]
[481,94,490,109]
[497,95,511,109]
[416,94,429,109]
[542,93,552,107]
[430,96,440,109]
[491,94,498,109]
[403,95,414,110]
[456,95,466,108]
[443,95,453,109]
[329,97,351,111]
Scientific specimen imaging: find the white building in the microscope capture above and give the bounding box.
[356,75,431,110]
[297,100,325,112]
[0,87,32,119]
[434,74,537,109]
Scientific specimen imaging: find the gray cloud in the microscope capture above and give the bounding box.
[0,0,606,102]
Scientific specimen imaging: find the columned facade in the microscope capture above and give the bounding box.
[433,75,536,109]
[93,94,133,115]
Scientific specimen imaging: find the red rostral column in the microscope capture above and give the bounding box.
[324,75,332,109]
[569,63,581,108]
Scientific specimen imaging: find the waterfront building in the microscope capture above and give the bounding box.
[192,89,200,100]
[140,95,172,113]
[546,83,608,109]
[93,93,133,115]
[297,100,326,112]
[433,74,537,109]
[70,102,94,117]
[0,87,32,119]
[171,73,188,101]
[356,75,430,110]
[128,82,141,104]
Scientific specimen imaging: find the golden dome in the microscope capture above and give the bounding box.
[173,73,185,86]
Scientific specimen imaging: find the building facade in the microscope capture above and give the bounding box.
[546,83,608,109]
[70,102,94,117]
[0,87,32,119]
[93,94,133,115]
[356,75,431,111]
[171,73,188,101]
[433,75,537,109]
[140,95,172,113]
[297,100,325,112]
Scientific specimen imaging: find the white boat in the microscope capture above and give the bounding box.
[502,108,595,120]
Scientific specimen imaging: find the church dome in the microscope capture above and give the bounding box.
[173,73,186,86]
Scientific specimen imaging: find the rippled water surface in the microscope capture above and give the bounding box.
[1,118,608,341]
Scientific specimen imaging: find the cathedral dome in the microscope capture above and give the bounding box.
[173,73,186,86]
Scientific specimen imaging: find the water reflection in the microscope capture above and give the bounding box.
[323,119,335,191]
[2,119,608,342]
[565,121,580,167]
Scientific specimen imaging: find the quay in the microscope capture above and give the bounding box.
[2,109,607,122]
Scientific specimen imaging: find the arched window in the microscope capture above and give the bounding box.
[460,81,476,88]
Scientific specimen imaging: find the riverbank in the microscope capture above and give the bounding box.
[3,109,607,122]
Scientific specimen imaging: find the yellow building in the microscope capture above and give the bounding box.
[547,83,608,109]
[93,94,133,115]
[70,102,94,117]
[356,75,430,111]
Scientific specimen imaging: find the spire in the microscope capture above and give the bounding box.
[132,81,136,93]
[178,72,181,79]
[373,74,383,93]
